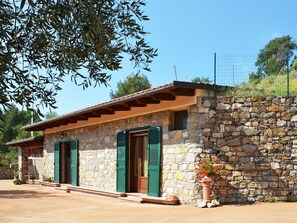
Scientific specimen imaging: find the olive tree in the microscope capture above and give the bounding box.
[0,0,157,114]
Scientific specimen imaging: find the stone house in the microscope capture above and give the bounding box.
[9,81,217,203]
[8,81,297,204]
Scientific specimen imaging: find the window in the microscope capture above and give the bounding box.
[170,110,188,131]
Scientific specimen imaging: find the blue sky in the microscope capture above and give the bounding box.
[48,0,297,115]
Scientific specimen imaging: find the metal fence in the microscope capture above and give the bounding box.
[215,53,257,86]
[214,53,295,96]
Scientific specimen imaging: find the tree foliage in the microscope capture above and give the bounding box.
[292,56,297,70]
[45,111,59,119]
[248,72,262,84]
[0,106,41,167]
[191,77,212,84]
[0,0,157,114]
[255,35,297,77]
[110,74,151,99]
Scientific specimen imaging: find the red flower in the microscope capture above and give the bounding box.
[196,158,221,179]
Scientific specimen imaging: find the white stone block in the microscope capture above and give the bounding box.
[167,188,174,194]
[197,200,207,208]
[181,164,188,170]
[271,162,280,169]
[186,153,196,163]
[207,202,215,208]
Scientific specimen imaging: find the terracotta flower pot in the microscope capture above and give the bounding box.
[200,176,212,202]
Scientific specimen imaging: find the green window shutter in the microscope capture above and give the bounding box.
[116,131,128,192]
[54,142,60,183]
[70,140,79,186]
[148,126,162,197]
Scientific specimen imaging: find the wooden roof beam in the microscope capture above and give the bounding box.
[137,97,160,104]
[83,111,102,118]
[152,92,176,101]
[65,118,78,123]
[98,108,115,115]
[125,100,147,107]
[108,104,131,111]
[169,88,195,96]
[77,115,89,120]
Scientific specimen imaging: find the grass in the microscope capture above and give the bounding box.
[223,70,297,96]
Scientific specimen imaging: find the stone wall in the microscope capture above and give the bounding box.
[43,110,200,203]
[161,105,208,204]
[0,166,17,179]
[197,96,297,203]
[41,95,297,204]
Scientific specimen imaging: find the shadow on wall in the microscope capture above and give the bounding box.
[200,96,297,204]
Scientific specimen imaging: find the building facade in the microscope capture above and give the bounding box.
[9,82,297,204]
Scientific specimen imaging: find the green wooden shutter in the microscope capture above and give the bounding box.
[148,126,162,197]
[54,142,60,183]
[70,140,79,186]
[116,131,128,192]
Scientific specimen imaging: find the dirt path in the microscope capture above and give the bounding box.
[0,180,296,223]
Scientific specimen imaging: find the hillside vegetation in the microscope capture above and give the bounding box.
[227,70,297,96]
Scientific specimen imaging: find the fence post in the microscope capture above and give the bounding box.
[287,55,290,96]
[214,52,217,97]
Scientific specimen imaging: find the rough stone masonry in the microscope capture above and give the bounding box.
[39,95,297,204]
[198,96,297,204]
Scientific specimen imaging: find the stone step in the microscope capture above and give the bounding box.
[119,196,143,204]
[41,183,179,205]
[67,186,126,198]
[55,187,71,193]
[40,181,61,188]
[125,193,144,198]
[121,194,179,205]
[142,196,179,205]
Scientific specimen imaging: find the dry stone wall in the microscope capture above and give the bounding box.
[198,96,297,203]
[0,167,17,179]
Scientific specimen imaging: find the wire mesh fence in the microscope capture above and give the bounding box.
[215,53,296,96]
[216,54,257,86]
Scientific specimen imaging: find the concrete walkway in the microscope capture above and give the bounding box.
[0,180,296,223]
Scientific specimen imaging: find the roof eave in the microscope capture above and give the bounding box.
[6,136,44,148]
[22,81,224,131]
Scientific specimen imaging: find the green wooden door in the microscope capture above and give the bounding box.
[54,142,60,183]
[116,131,128,192]
[70,140,78,186]
[148,126,162,197]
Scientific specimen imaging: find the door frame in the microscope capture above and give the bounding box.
[116,126,162,197]
[54,139,79,186]
[128,130,148,193]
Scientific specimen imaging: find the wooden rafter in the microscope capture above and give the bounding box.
[98,108,115,115]
[22,81,224,131]
[169,88,195,96]
[137,97,160,104]
[125,100,147,107]
[152,92,176,100]
[108,104,130,111]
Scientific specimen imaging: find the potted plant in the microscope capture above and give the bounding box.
[45,177,53,183]
[195,158,221,201]
[12,169,21,185]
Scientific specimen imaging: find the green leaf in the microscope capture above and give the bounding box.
[20,0,26,10]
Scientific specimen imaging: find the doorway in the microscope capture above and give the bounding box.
[54,140,78,186]
[60,142,71,184]
[129,132,148,193]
